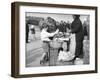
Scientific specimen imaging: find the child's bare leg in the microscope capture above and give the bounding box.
[40,41,49,64]
[42,41,49,58]
[40,53,46,61]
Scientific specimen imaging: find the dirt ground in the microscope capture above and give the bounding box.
[26,37,89,67]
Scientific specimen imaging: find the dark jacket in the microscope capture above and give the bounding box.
[71,18,84,58]
[71,18,84,42]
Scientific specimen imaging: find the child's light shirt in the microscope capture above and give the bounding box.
[41,29,57,41]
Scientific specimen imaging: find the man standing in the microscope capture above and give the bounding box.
[26,21,29,43]
[71,15,84,60]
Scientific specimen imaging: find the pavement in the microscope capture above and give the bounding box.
[26,38,89,67]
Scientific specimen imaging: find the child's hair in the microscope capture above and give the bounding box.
[63,41,69,51]
[41,23,48,30]
[58,41,70,53]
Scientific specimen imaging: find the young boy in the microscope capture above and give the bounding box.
[40,23,59,64]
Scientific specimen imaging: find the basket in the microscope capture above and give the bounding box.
[50,39,62,49]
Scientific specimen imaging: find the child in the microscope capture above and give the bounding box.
[58,33,76,62]
[40,23,59,64]
[29,25,36,42]
[58,41,74,61]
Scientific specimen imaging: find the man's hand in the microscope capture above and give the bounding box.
[68,30,71,33]
[55,29,59,33]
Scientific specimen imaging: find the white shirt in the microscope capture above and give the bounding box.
[58,51,75,61]
[40,29,58,41]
